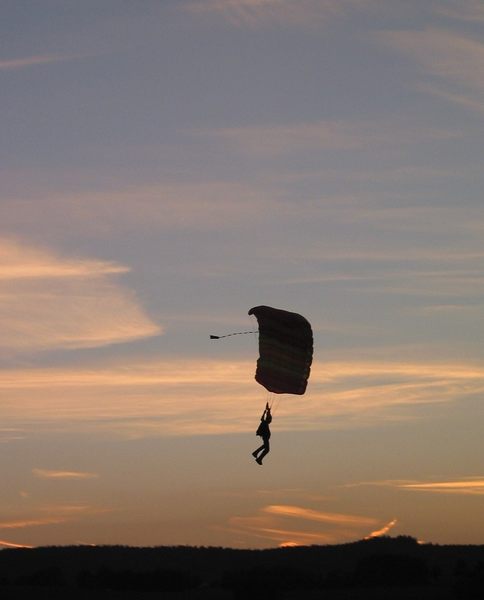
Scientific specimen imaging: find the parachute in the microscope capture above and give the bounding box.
[248,305,313,395]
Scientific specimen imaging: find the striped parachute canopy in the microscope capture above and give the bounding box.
[248,305,313,395]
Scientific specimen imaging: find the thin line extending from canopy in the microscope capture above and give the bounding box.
[210,331,257,339]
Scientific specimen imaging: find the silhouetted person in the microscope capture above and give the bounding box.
[252,403,272,465]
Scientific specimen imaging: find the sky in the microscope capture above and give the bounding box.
[1,0,484,550]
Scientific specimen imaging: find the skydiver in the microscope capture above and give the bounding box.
[252,403,272,465]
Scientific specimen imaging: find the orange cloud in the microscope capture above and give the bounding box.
[400,479,484,495]
[0,427,26,443]
[0,539,33,548]
[1,358,483,437]
[0,238,128,280]
[264,505,377,527]
[0,238,160,352]
[365,518,398,539]
[227,515,343,547]
[348,478,484,497]
[32,469,99,480]
[228,503,380,547]
[0,517,70,530]
[0,505,112,531]
[0,505,112,550]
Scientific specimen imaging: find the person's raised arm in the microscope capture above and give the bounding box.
[260,402,270,420]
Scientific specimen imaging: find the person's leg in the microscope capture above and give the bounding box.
[252,444,265,458]
[257,439,270,462]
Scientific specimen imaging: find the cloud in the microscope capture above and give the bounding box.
[0,238,160,352]
[436,0,484,23]
[32,469,99,480]
[204,119,459,157]
[270,236,484,300]
[348,477,484,497]
[0,539,33,548]
[1,358,483,438]
[0,504,111,552]
[0,183,272,239]
[416,303,480,315]
[417,83,484,115]
[0,428,26,443]
[3,178,480,256]
[228,503,383,547]
[184,0,378,28]
[400,478,484,495]
[264,505,377,527]
[381,28,484,113]
[185,0,339,27]
[0,238,128,280]
[0,54,72,71]
[0,516,70,530]
[365,518,398,539]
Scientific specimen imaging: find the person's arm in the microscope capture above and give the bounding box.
[261,403,271,421]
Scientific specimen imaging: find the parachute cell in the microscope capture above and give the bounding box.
[248,305,313,395]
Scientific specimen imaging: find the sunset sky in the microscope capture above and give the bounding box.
[2,0,484,549]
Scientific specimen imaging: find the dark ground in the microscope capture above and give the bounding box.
[1,536,483,599]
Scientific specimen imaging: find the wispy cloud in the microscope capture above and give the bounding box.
[3,179,481,258]
[204,119,459,157]
[0,427,26,443]
[365,518,398,539]
[347,477,484,497]
[0,238,128,280]
[185,0,338,28]
[417,83,484,115]
[436,0,484,23]
[0,539,33,548]
[0,54,72,71]
[0,504,111,552]
[1,358,484,437]
[32,469,99,480]
[0,516,70,530]
[0,238,160,352]
[416,303,480,315]
[228,503,384,547]
[264,505,377,527]
[400,478,484,495]
[381,28,484,113]
[0,183,272,238]
[185,0,379,28]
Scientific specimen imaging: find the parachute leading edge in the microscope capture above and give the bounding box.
[248,305,313,395]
